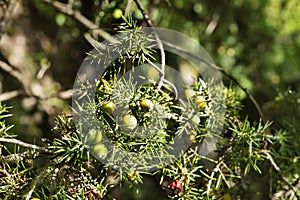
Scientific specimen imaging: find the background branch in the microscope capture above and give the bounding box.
[162,41,265,121]
[40,0,113,41]
[0,138,51,153]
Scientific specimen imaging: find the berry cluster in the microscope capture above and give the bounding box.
[168,180,183,191]
[87,189,99,199]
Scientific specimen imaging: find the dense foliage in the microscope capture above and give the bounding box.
[0,0,299,199]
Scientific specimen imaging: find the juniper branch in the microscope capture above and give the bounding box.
[162,41,265,121]
[133,0,167,95]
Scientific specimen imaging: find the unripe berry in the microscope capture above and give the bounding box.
[222,193,232,200]
[127,170,140,182]
[93,143,108,158]
[195,96,206,109]
[123,114,137,130]
[192,115,200,124]
[113,8,123,19]
[189,130,197,143]
[102,102,115,114]
[189,134,197,143]
[185,88,196,99]
[86,129,102,144]
[140,99,154,111]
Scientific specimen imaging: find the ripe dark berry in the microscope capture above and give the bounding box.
[168,180,183,191]
[87,192,95,199]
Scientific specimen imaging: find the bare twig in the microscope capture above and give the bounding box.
[36,62,50,80]
[206,157,223,196]
[0,152,30,163]
[84,32,100,47]
[25,166,48,200]
[205,12,220,35]
[1,57,73,101]
[55,89,73,99]
[125,0,134,17]
[145,57,178,98]
[206,131,235,197]
[264,151,300,200]
[133,0,153,27]
[134,0,262,117]
[0,167,12,180]
[162,41,265,121]
[0,0,18,40]
[0,60,23,84]
[40,0,113,41]
[0,138,51,153]
[133,0,166,90]
[0,90,21,101]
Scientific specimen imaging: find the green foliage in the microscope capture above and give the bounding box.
[0,103,14,138]
[1,0,300,199]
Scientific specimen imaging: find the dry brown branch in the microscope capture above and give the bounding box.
[125,0,133,17]
[0,90,21,101]
[0,59,73,101]
[0,138,52,153]
[0,60,23,84]
[0,0,18,40]
[25,166,49,200]
[41,0,113,42]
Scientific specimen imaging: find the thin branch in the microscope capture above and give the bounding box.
[36,62,50,80]
[0,138,52,153]
[25,166,48,200]
[264,151,300,200]
[133,0,153,27]
[84,32,100,47]
[206,125,235,196]
[0,167,12,180]
[0,58,73,100]
[133,0,166,90]
[0,0,18,40]
[206,157,223,196]
[125,0,133,17]
[205,12,220,36]
[162,41,265,121]
[156,35,166,89]
[40,0,113,41]
[145,57,178,98]
[0,60,23,84]
[0,90,21,101]
[0,151,30,163]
